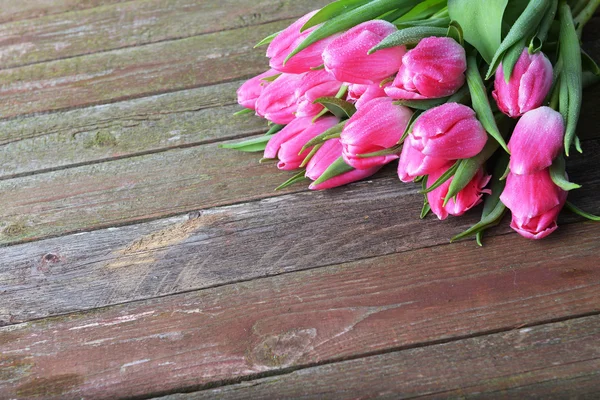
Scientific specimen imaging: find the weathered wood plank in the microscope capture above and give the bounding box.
[0,80,266,178]
[1,143,599,325]
[161,315,600,400]
[0,124,598,247]
[0,0,328,69]
[1,221,599,399]
[0,18,284,119]
[0,0,127,24]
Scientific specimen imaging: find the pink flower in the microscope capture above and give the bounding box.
[267,10,335,74]
[500,170,566,222]
[397,103,487,181]
[255,73,303,124]
[322,20,405,85]
[426,165,491,220]
[385,37,466,100]
[500,169,567,239]
[264,116,339,170]
[493,48,553,118]
[295,70,343,118]
[306,138,381,190]
[236,69,279,110]
[508,107,564,175]
[340,97,412,169]
[397,135,449,182]
[346,83,388,109]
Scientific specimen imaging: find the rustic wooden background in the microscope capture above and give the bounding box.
[0,1,599,399]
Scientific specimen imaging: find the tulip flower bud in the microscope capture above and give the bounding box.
[255,73,303,124]
[492,48,553,118]
[346,83,388,109]
[500,169,567,239]
[508,107,564,175]
[340,97,413,170]
[397,135,449,182]
[306,138,381,190]
[236,69,278,110]
[264,116,339,171]
[322,20,405,85]
[426,165,491,220]
[385,37,466,100]
[295,70,344,118]
[267,10,335,74]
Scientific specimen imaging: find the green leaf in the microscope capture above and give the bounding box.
[300,120,347,152]
[565,201,600,221]
[559,2,583,156]
[399,111,422,144]
[394,17,451,29]
[582,49,600,88]
[395,0,447,22]
[420,161,460,193]
[465,53,510,153]
[265,124,285,136]
[536,0,558,44]
[299,142,324,168]
[275,170,310,191]
[285,0,420,64]
[485,0,549,79]
[446,20,463,45]
[451,153,509,244]
[301,0,371,32]
[420,176,431,219]
[368,26,448,54]
[219,135,271,153]
[356,143,403,158]
[443,138,499,206]
[254,30,281,48]
[448,0,508,64]
[549,155,581,191]
[311,156,354,187]
[501,38,526,83]
[233,108,253,116]
[313,96,357,119]
[260,73,281,82]
[393,85,470,110]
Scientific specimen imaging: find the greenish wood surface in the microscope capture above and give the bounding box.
[0,0,329,69]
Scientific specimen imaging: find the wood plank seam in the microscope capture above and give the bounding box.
[98,310,600,399]
[0,16,303,73]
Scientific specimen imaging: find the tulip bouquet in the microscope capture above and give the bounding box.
[223,0,600,243]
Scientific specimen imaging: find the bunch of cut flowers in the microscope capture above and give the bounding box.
[223,0,600,244]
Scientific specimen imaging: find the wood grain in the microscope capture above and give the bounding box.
[161,314,600,399]
[0,125,598,246]
[0,80,266,178]
[0,0,329,69]
[0,18,285,119]
[0,0,128,24]
[1,150,599,325]
[1,221,599,399]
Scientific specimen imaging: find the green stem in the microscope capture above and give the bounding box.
[574,0,600,35]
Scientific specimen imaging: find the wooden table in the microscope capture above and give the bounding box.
[0,1,599,398]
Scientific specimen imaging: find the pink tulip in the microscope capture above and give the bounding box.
[267,10,335,74]
[509,201,565,239]
[264,116,339,170]
[500,169,567,239]
[340,97,412,169]
[492,48,553,118]
[295,70,343,118]
[236,69,279,110]
[306,138,381,190]
[426,165,491,220]
[346,83,388,109]
[385,37,466,100]
[255,73,303,124]
[322,20,405,85]
[397,135,450,182]
[508,107,564,175]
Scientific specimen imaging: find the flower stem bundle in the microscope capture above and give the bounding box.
[223,0,600,243]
